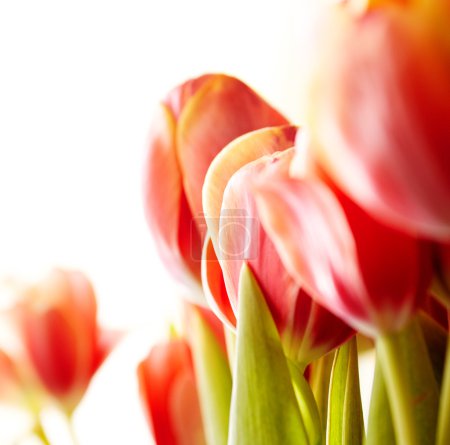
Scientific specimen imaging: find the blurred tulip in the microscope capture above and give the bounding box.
[143,74,288,301]
[137,337,206,445]
[0,349,22,404]
[202,126,353,364]
[254,145,431,337]
[297,0,450,240]
[14,269,116,411]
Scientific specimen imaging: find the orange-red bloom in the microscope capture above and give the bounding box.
[14,269,115,409]
[203,126,353,363]
[137,338,205,445]
[0,349,22,404]
[254,145,431,337]
[143,74,287,301]
[298,1,450,240]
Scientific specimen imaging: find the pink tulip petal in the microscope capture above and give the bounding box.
[178,75,288,225]
[203,125,297,252]
[201,238,236,329]
[302,5,450,239]
[255,155,429,336]
[143,104,202,292]
[219,150,300,335]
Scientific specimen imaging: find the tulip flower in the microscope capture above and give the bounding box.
[202,126,353,365]
[297,0,450,240]
[14,268,115,411]
[137,337,206,445]
[143,74,288,301]
[253,143,431,337]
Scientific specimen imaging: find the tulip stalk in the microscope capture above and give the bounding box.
[33,419,51,445]
[376,332,418,445]
[376,318,439,445]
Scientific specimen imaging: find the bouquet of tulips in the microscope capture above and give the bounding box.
[141,1,450,444]
[1,1,450,444]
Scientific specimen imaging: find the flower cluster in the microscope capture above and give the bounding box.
[1,1,449,444]
[141,2,450,444]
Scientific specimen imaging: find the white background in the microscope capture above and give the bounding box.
[0,1,311,443]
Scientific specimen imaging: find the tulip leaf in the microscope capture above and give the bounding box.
[437,338,450,445]
[289,360,323,445]
[228,264,308,445]
[327,337,364,445]
[310,351,334,439]
[367,360,395,445]
[190,310,232,445]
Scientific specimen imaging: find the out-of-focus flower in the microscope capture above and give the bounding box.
[0,349,22,404]
[297,0,450,240]
[14,268,117,411]
[202,126,353,364]
[137,337,206,445]
[254,145,431,337]
[143,74,288,301]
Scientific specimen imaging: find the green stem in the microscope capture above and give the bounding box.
[66,413,80,445]
[33,418,51,445]
[437,337,450,445]
[311,352,334,439]
[377,332,419,445]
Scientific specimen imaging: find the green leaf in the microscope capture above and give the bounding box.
[310,351,334,439]
[437,338,450,445]
[289,360,323,445]
[228,264,308,445]
[327,337,364,445]
[190,310,232,445]
[367,360,395,445]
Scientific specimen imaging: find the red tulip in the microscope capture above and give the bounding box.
[143,74,288,301]
[137,338,206,445]
[297,1,450,240]
[14,269,115,410]
[254,144,431,337]
[202,126,353,364]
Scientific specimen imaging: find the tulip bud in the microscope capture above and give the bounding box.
[14,269,113,410]
[297,0,450,240]
[254,145,431,337]
[137,338,206,445]
[202,126,353,364]
[143,74,288,301]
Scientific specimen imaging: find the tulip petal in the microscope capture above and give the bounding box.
[201,237,236,329]
[203,125,297,247]
[178,75,289,225]
[255,154,428,336]
[219,149,300,337]
[137,339,205,445]
[302,5,450,239]
[143,104,203,296]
